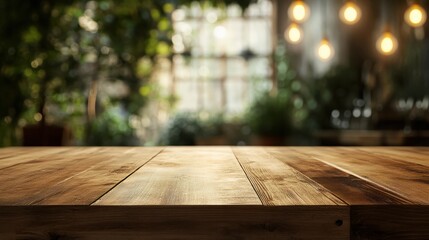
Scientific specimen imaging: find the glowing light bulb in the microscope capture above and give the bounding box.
[284,23,303,44]
[376,32,398,56]
[404,4,427,28]
[288,1,310,23]
[317,38,334,61]
[339,1,362,25]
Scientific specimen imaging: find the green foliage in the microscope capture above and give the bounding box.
[246,41,317,139]
[315,66,360,110]
[22,26,42,44]
[0,0,253,146]
[246,91,292,137]
[311,65,360,129]
[392,40,429,100]
[86,106,139,146]
[198,113,224,138]
[158,113,201,145]
[48,91,86,144]
[0,1,82,145]
[275,42,317,132]
[312,66,361,121]
[178,0,253,10]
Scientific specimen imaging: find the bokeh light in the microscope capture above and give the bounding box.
[404,4,427,28]
[284,23,303,44]
[317,38,334,61]
[288,0,310,23]
[376,32,398,56]
[339,1,362,25]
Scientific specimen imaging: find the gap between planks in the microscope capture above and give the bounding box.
[231,146,265,205]
[232,147,346,206]
[95,146,261,205]
[267,148,412,205]
[89,148,165,205]
[315,158,414,204]
[282,147,429,204]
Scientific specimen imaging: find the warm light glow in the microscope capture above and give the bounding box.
[339,1,362,25]
[213,25,227,39]
[284,23,303,44]
[288,1,310,23]
[376,32,398,56]
[404,4,427,28]
[317,39,334,61]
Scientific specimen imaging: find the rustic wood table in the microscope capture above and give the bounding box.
[0,147,428,239]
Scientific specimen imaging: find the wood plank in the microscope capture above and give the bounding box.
[358,147,429,167]
[269,147,429,239]
[297,147,429,204]
[96,147,261,205]
[0,205,349,240]
[0,147,41,159]
[0,147,71,170]
[1,146,428,239]
[266,147,411,205]
[233,147,344,205]
[0,147,163,205]
[351,205,429,240]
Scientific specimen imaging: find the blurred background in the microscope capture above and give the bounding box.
[0,0,428,147]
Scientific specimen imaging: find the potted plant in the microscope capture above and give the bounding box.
[86,106,139,146]
[195,114,227,145]
[246,91,292,146]
[158,113,201,146]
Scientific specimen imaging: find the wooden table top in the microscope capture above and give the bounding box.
[0,146,428,239]
[1,146,427,206]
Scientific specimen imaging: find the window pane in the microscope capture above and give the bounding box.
[248,57,272,78]
[227,58,246,78]
[176,79,199,111]
[203,80,222,111]
[172,0,273,114]
[225,79,246,113]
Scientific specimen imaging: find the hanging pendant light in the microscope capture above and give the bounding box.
[288,0,310,23]
[317,38,335,61]
[375,0,399,56]
[284,23,303,44]
[339,1,362,25]
[376,32,398,56]
[404,3,427,28]
[316,1,334,61]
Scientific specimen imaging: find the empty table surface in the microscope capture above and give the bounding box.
[0,147,428,239]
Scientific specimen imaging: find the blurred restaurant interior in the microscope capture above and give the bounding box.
[0,0,428,147]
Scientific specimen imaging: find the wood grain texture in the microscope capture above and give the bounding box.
[358,147,429,167]
[0,146,428,239]
[233,147,344,205]
[0,147,70,170]
[96,147,261,205]
[0,147,163,205]
[296,147,429,204]
[0,206,349,240]
[267,147,411,205]
[351,205,429,240]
